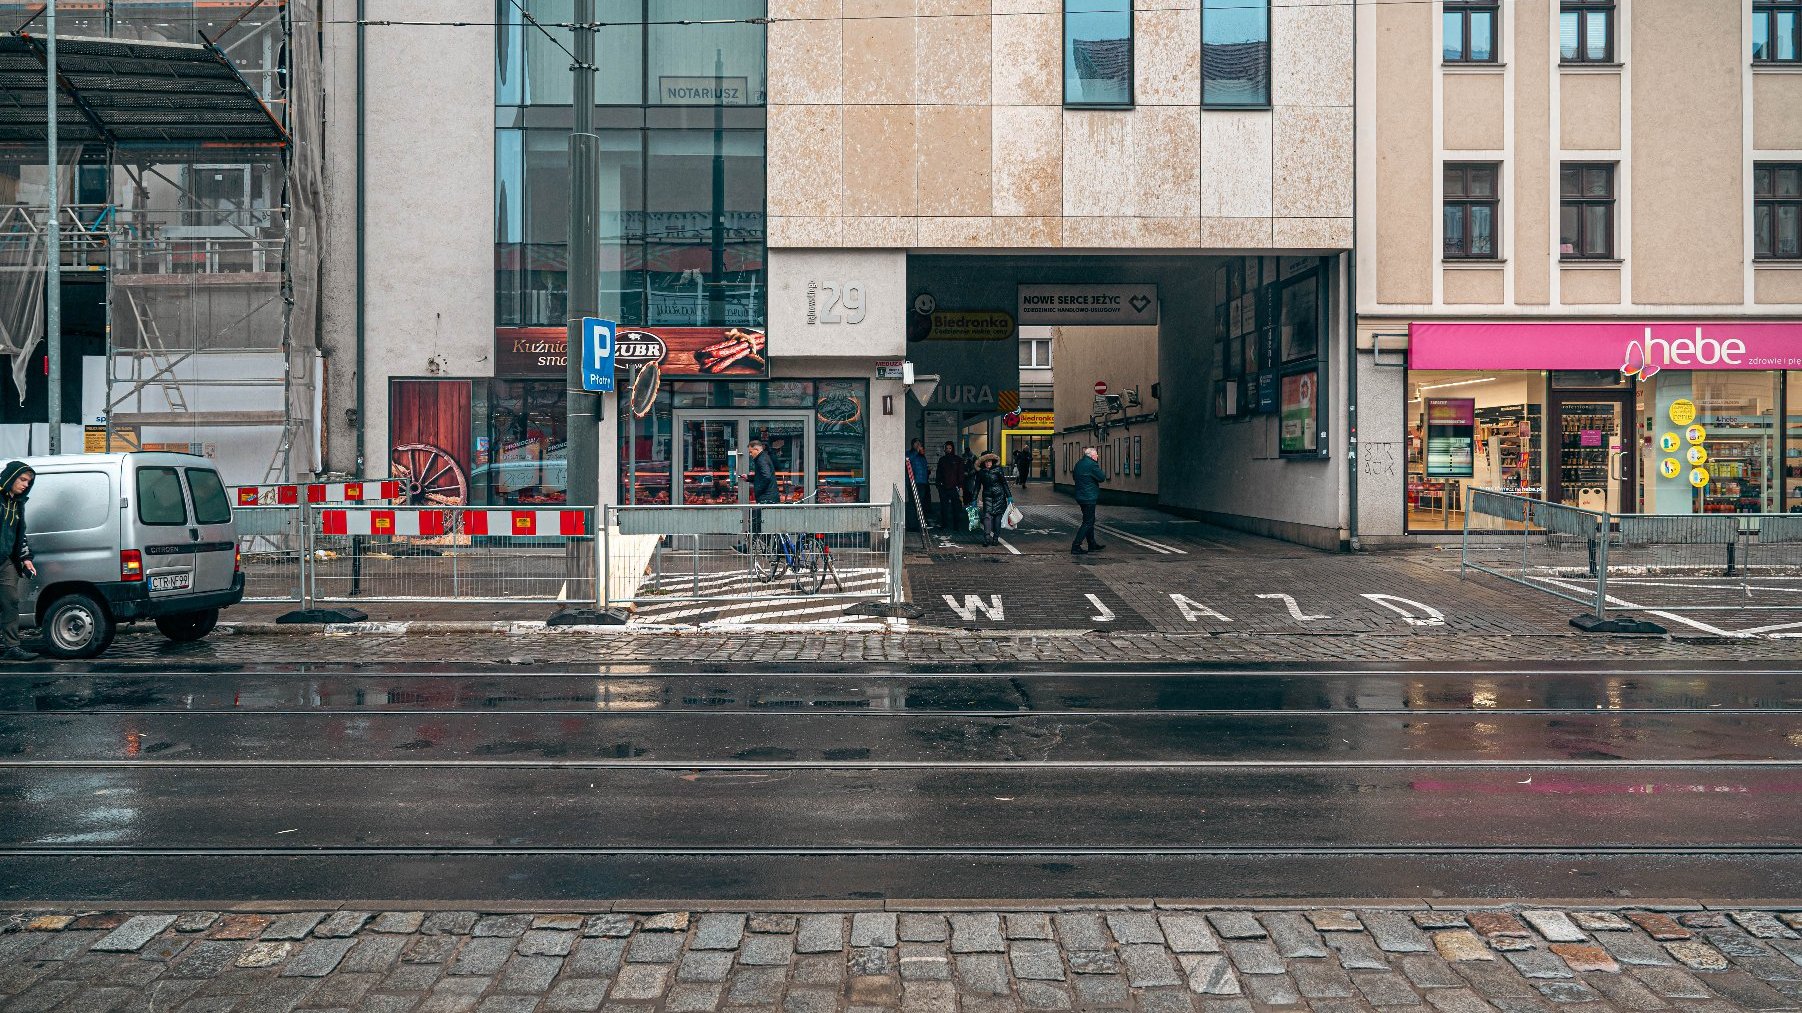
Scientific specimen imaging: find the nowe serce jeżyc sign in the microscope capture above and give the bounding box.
[1408,322,1802,372]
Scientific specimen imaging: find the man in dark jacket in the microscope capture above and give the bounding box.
[1070,446,1106,555]
[747,440,778,532]
[1016,445,1033,487]
[934,441,965,531]
[0,461,37,660]
[906,439,931,532]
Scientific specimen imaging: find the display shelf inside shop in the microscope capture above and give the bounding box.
[1475,404,1541,494]
[1557,409,1614,494]
[1695,424,1776,513]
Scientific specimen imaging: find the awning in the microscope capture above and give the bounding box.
[0,33,285,149]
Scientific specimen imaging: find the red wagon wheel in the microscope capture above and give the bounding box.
[391,443,468,505]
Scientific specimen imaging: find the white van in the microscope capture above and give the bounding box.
[16,452,245,658]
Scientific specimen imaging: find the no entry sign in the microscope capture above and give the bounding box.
[1093,380,1108,396]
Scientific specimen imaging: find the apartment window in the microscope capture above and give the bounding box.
[1202,0,1270,107]
[1560,0,1615,63]
[1020,339,1053,369]
[1065,0,1133,106]
[1443,163,1500,259]
[1560,163,1616,260]
[1754,0,1801,63]
[1444,1,1499,63]
[1755,163,1802,260]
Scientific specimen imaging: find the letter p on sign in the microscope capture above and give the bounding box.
[581,317,616,392]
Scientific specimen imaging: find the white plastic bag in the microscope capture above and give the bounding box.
[1002,501,1023,530]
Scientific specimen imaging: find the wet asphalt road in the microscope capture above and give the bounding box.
[2,660,1800,902]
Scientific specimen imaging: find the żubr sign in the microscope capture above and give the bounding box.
[1408,321,1802,372]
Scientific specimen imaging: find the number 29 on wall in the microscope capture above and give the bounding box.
[816,281,866,325]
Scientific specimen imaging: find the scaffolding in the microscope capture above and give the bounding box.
[0,0,321,484]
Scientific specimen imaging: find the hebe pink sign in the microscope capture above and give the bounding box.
[1408,322,1802,372]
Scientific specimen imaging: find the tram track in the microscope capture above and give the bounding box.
[4,662,1799,900]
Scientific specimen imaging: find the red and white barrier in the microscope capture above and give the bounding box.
[317,508,589,537]
[234,481,403,506]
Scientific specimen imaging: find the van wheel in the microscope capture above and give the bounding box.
[156,609,219,643]
[41,593,115,660]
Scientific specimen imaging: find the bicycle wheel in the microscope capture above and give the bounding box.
[791,536,826,594]
[749,535,782,583]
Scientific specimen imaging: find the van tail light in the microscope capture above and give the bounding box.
[120,549,143,582]
[234,546,241,573]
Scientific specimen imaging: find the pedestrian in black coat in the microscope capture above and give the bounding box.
[973,452,1011,547]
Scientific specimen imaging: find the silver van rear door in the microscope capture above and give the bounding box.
[182,467,237,595]
[133,465,197,598]
[20,468,119,617]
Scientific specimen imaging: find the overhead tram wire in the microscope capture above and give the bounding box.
[4,0,1524,34]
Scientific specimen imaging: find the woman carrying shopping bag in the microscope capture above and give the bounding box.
[972,452,1012,548]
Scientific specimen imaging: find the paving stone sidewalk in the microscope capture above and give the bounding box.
[5,904,1802,1013]
[84,626,1802,665]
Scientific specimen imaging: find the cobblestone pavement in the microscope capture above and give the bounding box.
[5,904,1802,1013]
[84,626,1802,664]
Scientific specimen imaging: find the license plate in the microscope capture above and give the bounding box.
[150,573,192,592]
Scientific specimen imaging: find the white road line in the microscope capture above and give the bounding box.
[1539,575,1741,637]
[996,537,1021,555]
[1096,523,1187,555]
[632,599,875,624]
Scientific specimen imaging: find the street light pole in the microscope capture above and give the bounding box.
[45,0,62,454]
[563,0,600,507]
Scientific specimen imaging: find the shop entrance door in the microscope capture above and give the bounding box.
[1549,393,1634,514]
[673,411,814,505]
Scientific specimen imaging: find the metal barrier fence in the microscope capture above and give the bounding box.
[603,491,901,608]
[234,493,904,618]
[1461,488,1802,626]
[234,504,599,609]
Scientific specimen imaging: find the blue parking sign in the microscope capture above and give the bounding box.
[581,317,616,392]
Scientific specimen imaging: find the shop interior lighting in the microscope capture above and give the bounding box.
[1416,377,1499,391]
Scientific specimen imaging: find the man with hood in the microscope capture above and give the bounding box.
[0,461,37,660]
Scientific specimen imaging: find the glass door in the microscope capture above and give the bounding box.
[674,411,814,505]
[678,416,741,505]
[745,416,811,502]
[1550,394,1633,514]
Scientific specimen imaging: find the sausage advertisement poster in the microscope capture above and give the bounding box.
[494,326,769,379]
[614,326,768,378]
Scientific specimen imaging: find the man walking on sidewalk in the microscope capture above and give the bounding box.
[0,461,37,660]
[1070,446,1106,555]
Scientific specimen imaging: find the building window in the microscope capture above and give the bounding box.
[1560,163,1616,260]
[1201,0,1270,107]
[1020,339,1053,369]
[1443,163,1500,260]
[1559,0,1615,64]
[1755,0,1801,63]
[1756,163,1802,260]
[1444,1,1499,63]
[497,0,766,107]
[1065,0,1133,107]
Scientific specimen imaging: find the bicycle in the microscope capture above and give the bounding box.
[745,492,845,595]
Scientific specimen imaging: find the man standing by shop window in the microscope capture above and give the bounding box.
[1070,446,1107,555]
[906,439,932,532]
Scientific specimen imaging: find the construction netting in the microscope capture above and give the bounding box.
[0,0,322,484]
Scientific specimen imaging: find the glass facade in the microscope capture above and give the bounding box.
[496,0,766,107]
[494,0,768,331]
[619,380,871,505]
[485,0,824,506]
[1405,369,1801,531]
